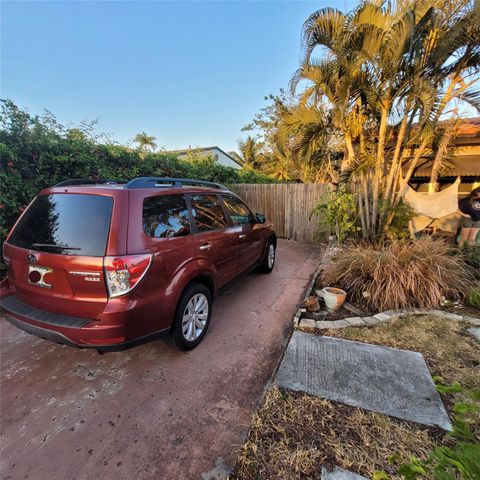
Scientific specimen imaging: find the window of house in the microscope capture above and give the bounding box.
[143,195,191,238]
[190,194,228,232]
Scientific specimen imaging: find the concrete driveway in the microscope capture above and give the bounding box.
[0,239,322,480]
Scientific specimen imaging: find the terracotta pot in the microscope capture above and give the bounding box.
[321,287,347,311]
[304,296,320,312]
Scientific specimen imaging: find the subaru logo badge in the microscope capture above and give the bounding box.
[27,253,38,264]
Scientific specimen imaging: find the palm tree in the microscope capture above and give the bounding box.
[238,136,262,170]
[290,0,479,238]
[278,103,339,183]
[391,0,479,204]
[133,132,157,152]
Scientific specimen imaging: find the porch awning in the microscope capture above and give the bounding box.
[404,155,480,178]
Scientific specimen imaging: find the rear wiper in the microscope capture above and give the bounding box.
[32,243,81,250]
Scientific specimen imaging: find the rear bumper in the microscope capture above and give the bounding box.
[4,314,81,348]
[0,294,169,352]
[1,295,91,328]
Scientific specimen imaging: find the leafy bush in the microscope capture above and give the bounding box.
[465,287,480,309]
[0,100,271,275]
[321,239,474,312]
[383,200,416,241]
[459,245,480,279]
[311,186,360,243]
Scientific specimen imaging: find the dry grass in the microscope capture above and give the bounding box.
[321,238,474,312]
[231,388,437,480]
[230,316,480,480]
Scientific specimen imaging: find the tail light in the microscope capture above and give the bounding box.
[104,254,152,298]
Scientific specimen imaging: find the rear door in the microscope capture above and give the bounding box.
[4,192,116,318]
[220,194,264,272]
[129,192,196,295]
[189,193,239,288]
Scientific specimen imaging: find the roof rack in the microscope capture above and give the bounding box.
[124,177,229,190]
[54,179,120,187]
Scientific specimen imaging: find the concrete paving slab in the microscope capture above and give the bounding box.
[468,327,480,342]
[321,466,367,480]
[275,331,451,430]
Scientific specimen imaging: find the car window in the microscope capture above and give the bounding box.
[8,194,113,256]
[221,195,254,225]
[143,195,191,238]
[190,194,228,232]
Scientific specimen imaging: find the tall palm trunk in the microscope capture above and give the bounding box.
[358,133,371,235]
[371,106,389,234]
[383,104,410,205]
[395,77,461,205]
[341,132,355,172]
[378,107,411,228]
[356,180,367,238]
[429,121,456,192]
[389,106,418,206]
[362,174,371,232]
[395,136,430,204]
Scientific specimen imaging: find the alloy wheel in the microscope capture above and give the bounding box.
[182,293,209,341]
[268,244,275,269]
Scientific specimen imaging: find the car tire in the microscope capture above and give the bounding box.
[169,282,212,351]
[259,239,276,273]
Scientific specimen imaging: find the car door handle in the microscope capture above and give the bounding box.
[199,243,212,251]
[238,234,247,239]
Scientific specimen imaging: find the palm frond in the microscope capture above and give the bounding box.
[302,7,347,62]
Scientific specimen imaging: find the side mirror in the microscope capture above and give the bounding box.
[255,212,266,224]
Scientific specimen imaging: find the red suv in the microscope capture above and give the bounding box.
[0,177,276,351]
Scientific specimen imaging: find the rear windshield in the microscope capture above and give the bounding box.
[8,194,113,256]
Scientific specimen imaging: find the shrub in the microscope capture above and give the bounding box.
[321,238,474,312]
[383,200,416,241]
[465,287,480,309]
[311,186,360,243]
[459,245,480,279]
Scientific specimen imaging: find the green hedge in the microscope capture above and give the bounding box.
[0,100,271,273]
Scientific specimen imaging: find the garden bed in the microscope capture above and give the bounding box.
[295,265,479,331]
[294,243,480,332]
[229,315,480,480]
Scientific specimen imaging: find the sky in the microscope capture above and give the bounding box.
[1,0,357,153]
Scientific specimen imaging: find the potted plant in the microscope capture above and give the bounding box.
[320,287,347,312]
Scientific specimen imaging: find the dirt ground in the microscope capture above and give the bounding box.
[0,239,322,480]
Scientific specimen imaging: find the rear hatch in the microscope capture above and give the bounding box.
[3,192,115,319]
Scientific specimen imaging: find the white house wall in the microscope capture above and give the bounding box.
[177,148,241,169]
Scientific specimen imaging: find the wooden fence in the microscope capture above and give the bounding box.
[230,183,331,243]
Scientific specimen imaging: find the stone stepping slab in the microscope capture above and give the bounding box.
[275,331,451,430]
[468,327,480,342]
[321,467,367,480]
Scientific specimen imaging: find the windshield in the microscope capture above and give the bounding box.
[8,194,113,256]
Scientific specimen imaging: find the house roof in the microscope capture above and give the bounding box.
[228,151,244,165]
[410,117,480,146]
[450,117,480,146]
[166,146,243,167]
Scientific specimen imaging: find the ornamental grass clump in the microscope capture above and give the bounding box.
[321,239,474,313]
